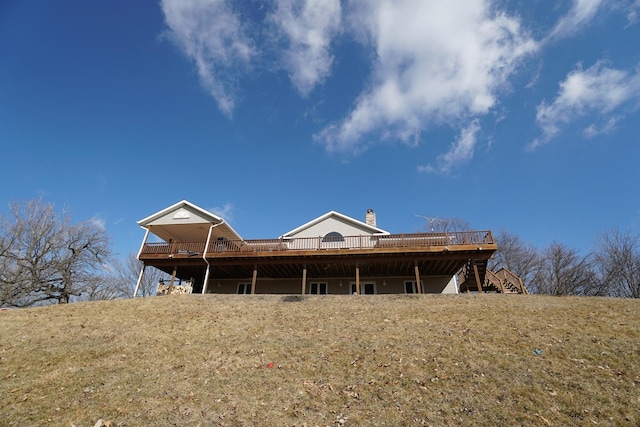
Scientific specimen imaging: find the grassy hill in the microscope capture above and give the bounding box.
[1,294,639,426]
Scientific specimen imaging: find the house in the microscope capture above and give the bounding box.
[134,200,505,296]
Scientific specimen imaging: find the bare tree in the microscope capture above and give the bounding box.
[592,228,640,298]
[534,242,597,296]
[92,253,168,298]
[0,199,112,307]
[116,253,167,297]
[489,229,540,289]
[0,211,22,305]
[78,274,123,301]
[74,253,167,301]
[418,216,473,232]
[55,220,111,303]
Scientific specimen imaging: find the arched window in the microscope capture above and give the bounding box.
[322,231,344,242]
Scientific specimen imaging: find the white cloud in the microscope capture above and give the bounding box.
[269,0,342,95]
[209,202,235,221]
[315,0,537,155]
[160,0,255,116]
[548,0,608,40]
[532,61,640,148]
[628,0,640,25]
[418,120,481,174]
[90,216,107,231]
[583,116,619,137]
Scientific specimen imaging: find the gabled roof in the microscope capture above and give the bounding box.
[138,200,242,242]
[281,210,389,238]
[138,200,222,226]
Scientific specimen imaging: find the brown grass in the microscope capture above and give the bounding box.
[0,294,639,426]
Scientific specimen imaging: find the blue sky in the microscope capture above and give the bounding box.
[1,0,640,258]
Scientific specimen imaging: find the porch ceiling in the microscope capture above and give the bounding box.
[146,248,494,281]
[208,258,469,279]
[146,223,238,244]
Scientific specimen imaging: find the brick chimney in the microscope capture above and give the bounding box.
[365,209,376,227]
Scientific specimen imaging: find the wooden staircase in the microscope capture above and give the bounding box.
[494,267,528,294]
[458,263,528,294]
[458,259,488,293]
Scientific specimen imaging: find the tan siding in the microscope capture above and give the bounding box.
[205,275,458,295]
[424,276,458,294]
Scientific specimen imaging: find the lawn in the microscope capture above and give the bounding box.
[1,294,639,426]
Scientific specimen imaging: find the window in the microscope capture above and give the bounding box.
[351,282,376,295]
[404,281,423,294]
[237,283,251,294]
[322,232,344,242]
[322,232,346,249]
[309,282,328,295]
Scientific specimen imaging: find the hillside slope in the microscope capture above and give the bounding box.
[1,294,639,426]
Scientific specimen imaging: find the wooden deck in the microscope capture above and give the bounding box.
[139,230,496,260]
[137,231,501,294]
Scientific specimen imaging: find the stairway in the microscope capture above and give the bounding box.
[458,259,488,293]
[494,267,528,294]
[458,263,527,294]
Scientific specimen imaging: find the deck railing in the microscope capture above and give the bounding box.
[140,241,208,256]
[139,230,495,257]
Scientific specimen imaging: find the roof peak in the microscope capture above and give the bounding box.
[280,210,389,238]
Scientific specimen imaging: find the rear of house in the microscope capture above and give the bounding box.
[135,201,501,296]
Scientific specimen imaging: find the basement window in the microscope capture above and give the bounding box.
[237,283,251,294]
[309,282,328,295]
[351,282,376,295]
[404,281,423,294]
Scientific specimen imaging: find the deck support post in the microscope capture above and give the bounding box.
[355,265,360,295]
[251,265,257,294]
[301,264,307,295]
[168,265,177,295]
[136,228,150,259]
[133,228,151,298]
[133,264,146,298]
[472,260,482,293]
[414,262,422,294]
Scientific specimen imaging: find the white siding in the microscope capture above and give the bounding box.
[442,275,458,294]
[289,216,377,238]
[148,206,215,226]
